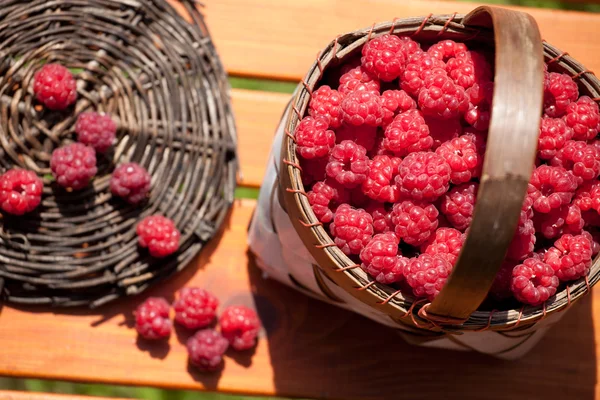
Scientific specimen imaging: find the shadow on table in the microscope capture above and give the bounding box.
[247,255,597,400]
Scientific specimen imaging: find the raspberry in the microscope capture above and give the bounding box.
[308,179,349,223]
[173,287,219,330]
[507,218,536,260]
[527,165,577,213]
[564,96,600,140]
[219,305,261,351]
[537,117,573,160]
[511,258,559,306]
[420,227,464,265]
[418,74,469,120]
[187,329,229,372]
[361,34,406,81]
[33,64,77,110]
[338,66,380,95]
[366,203,395,234]
[136,214,181,258]
[544,72,578,117]
[403,254,453,300]
[425,116,462,149]
[308,86,343,129]
[396,151,451,201]
[464,82,493,131]
[300,157,327,186]
[329,204,374,255]
[361,155,401,202]
[574,180,600,212]
[325,140,370,188]
[134,297,172,340]
[341,90,384,126]
[50,143,97,190]
[381,90,416,126]
[401,52,446,96]
[534,204,584,239]
[544,233,593,281]
[110,162,151,204]
[462,127,488,155]
[0,169,43,215]
[294,116,336,159]
[360,232,407,284]
[391,200,439,246]
[335,124,377,151]
[427,40,467,61]
[489,260,517,300]
[582,230,600,256]
[383,110,433,155]
[550,140,600,183]
[397,36,422,60]
[435,135,481,184]
[75,112,117,153]
[440,182,478,231]
[446,51,492,89]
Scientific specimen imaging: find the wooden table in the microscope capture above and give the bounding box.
[3,1,600,399]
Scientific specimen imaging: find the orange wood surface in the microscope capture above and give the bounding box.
[0,391,125,400]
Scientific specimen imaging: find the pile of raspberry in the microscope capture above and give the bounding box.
[298,35,600,307]
[134,288,262,372]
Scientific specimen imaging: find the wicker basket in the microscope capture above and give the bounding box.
[248,6,600,358]
[0,0,237,308]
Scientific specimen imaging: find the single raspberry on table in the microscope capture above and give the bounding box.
[134,297,172,340]
[464,82,493,132]
[360,232,407,284]
[335,124,377,152]
[551,140,600,184]
[489,260,517,300]
[418,74,470,120]
[511,258,559,306]
[534,204,584,239]
[341,90,384,126]
[544,233,593,281]
[136,214,181,258]
[308,85,343,129]
[537,117,573,160]
[383,110,433,155]
[325,140,370,188]
[338,66,380,95]
[361,34,406,82]
[391,200,439,246]
[440,182,478,231]
[563,96,600,141]
[400,52,446,96]
[75,112,117,153]
[544,72,579,117]
[187,329,229,372]
[362,155,402,203]
[425,116,462,149]
[0,169,43,215]
[507,217,536,261]
[173,287,219,330]
[435,135,481,184]
[396,151,451,201]
[403,253,453,301]
[308,179,349,223]
[574,180,600,213]
[420,227,464,265]
[446,51,492,90]
[300,157,328,186]
[33,64,77,110]
[110,162,151,204]
[219,305,261,351]
[381,90,416,126]
[366,202,395,234]
[427,40,467,61]
[526,165,577,213]
[329,204,374,255]
[294,116,336,159]
[50,143,97,190]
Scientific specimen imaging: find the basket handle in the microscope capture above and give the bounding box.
[425,6,544,322]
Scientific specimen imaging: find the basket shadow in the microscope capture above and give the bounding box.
[247,256,597,400]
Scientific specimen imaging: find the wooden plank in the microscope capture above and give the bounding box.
[0,391,125,400]
[1,199,600,399]
[195,0,600,81]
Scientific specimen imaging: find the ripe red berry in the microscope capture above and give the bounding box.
[440,182,478,231]
[550,140,600,184]
[420,227,464,265]
[308,85,343,129]
[418,74,469,120]
[446,51,492,89]
[381,90,417,126]
[383,110,433,155]
[511,258,559,306]
[391,200,439,246]
[325,140,370,188]
[534,204,584,239]
[338,66,380,95]
[427,40,467,61]
[50,143,97,190]
[527,165,577,213]
[537,117,573,160]
[110,162,151,204]
[362,155,402,203]
[219,305,261,351]
[135,297,172,340]
[0,169,43,215]
[307,179,349,223]
[403,254,453,300]
[173,287,219,330]
[544,72,578,117]
[295,116,336,159]
[361,34,406,81]
[360,232,407,284]
[401,52,446,96]
[464,81,493,131]
[574,180,600,213]
[136,214,181,258]
[187,329,229,371]
[544,233,593,281]
[75,112,117,152]
[329,204,374,255]
[366,202,395,234]
[507,218,536,261]
[564,96,600,140]
[396,151,451,201]
[33,64,77,110]
[435,135,481,184]
[341,90,384,126]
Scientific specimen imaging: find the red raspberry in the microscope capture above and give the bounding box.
[300,157,327,186]
[489,260,517,300]
[534,204,584,239]
[420,227,464,265]
[50,143,97,190]
[425,116,462,149]
[391,200,439,246]
[134,297,172,340]
[381,90,416,126]
[427,40,467,61]
[335,124,377,151]
[527,165,577,213]
[75,112,117,153]
[187,329,229,371]
[462,127,488,155]
[383,110,433,155]
[440,182,478,231]
[582,230,600,256]
[294,116,336,159]
[574,180,600,213]
[397,36,422,59]
[219,305,261,351]
[544,233,593,281]
[544,72,578,117]
[33,64,77,110]
[136,214,181,258]
[362,155,401,202]
[400,52,446,96]
[110,162,151,204]
[0,169,43,215]
[446,51,492,89]
[366,203,395,234]
[338,66,380,95]
[396,151,451,201]
[537,117,573,160]
[507,218,536,260]
[308,86,343,129]
[511,258,559,306]
[403,253,453,300]
[308,179,349,223]
[329,204,374,255]
[361,34,406,82]
[173,287,218,330]
[360,232,407,284]
[550,140,600,183]
[418,74,469,120]
[464,82,493,131]
[563,96,600,140]
[435,135,481,184]
[341,90,384,126]
[325,140,370,188]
